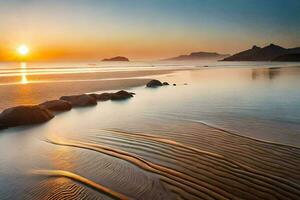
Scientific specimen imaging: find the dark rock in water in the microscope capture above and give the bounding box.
[39,100,72,112]
[163,82,169,85]
[115,90,134,96]
[184,83,188,85]
[173,84,177,86]
[0,105,54,129]
[146,80,163,88]
[60,94,97,107]
[88,93,100,100]
[89,90,135,101]
[89,93,112,101]
[102,56,129,62]
[110,90,134,101]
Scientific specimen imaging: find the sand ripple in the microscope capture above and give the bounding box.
[30,170,130,199]
[37,125,300,200]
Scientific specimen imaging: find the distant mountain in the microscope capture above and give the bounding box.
[165,51,229,61]
[223,44,300,61]
[102,56,129,62]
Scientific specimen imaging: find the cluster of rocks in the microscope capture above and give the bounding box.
[0,79,182,130]
[88,90,135,101]
[146,79,177,88]
[0,90,135,129]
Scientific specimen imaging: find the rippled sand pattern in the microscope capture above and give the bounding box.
[31,170,130,199]
[30,119,300,200]
[23,178,105,200]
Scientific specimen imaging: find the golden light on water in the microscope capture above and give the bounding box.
[17,45,29,56]
[20,62,28,84]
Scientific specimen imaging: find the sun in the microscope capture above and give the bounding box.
[17,45,29,56]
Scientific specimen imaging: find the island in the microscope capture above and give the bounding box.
[164,51,229,61]
[272,53,300,62]
[102,56,129,62]
[222,44,300,61]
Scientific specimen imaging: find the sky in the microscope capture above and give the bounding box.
[0,0,299,61]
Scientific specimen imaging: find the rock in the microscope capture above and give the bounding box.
[111,90,134,101]
[0,105,54,129]
[88,93,100,100]
[39,100,72,112]
[89,90,135,101]
[173,84,177,86]
[146,80,163,88]
[163,82,169,85]
[89,93,112,101]
[60,94,97,107]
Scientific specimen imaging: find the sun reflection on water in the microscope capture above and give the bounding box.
[20,62,28,84]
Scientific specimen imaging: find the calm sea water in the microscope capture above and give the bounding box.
[0,61,300,145]
[0,61,300,199]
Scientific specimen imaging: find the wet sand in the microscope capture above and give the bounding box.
[24,121,300,200]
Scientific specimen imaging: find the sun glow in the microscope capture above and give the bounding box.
[17,45,29,56]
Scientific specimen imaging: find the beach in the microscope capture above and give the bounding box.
[1,0,300,199]
[0,61,300,199]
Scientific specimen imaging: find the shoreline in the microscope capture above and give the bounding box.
[0,68,183,85]
[0,66,299,148]
[0,71,299,150]
[0,69,183,110]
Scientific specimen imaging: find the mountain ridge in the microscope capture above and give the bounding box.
[223,44,300,61]
[165,51,229,61]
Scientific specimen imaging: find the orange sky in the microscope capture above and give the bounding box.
[0,34,247,61]
[0,0,299,61]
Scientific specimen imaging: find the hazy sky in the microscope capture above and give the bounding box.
[0,0,300,61]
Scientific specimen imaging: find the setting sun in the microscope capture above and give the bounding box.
[17,45,29,56]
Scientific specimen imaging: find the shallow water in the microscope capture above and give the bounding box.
[0,61,300,199]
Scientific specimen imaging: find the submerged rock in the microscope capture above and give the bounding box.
[60,94,97,107]
[163,82,169,85]
[146,80,163,88]
[0,105,54,129]
[39,100,72,112]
